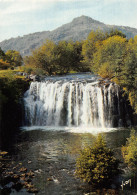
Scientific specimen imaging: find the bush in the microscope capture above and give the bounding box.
[75,134,119,187]
[122,129,137,171]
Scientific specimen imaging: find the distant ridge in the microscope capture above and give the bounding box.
[0,15,137,56]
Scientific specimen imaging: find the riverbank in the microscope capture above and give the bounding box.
[0,70,30,150]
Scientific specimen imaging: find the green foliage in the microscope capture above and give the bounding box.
[82,30,105,66]
[0,71,30,138]
[81,30,137,114]
[5,50,23,68]
[122,129,137,171]
[92,35,127,78]
[0,47,6,60]
[0,59,10,70]
[0,48,23,70]
[105,29,126,39]
[75,134,119,187]
[0,72,29,103]
[24,40,60,75]
[24,40,87,75]
[0,48,10,70]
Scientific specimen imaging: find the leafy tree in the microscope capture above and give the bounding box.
[122,129,137,171]
[75,134,119,187]
[5,50,23,67]
[56,41,86,73]
[0,59,10,70]
[92,35,127,78]
[24,40,86,74]
[0,48,6,60]
[82,30,105,66]
[26,40,59,75]
[116,37,137,113]
[82,30,126,73]
[105,29,126,39]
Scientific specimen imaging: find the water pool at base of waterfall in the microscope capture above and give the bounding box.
[1,128,137,195]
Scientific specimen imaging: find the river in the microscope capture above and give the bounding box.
[1,127,135,194]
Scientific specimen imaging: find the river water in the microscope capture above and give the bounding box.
[1,127,136,195]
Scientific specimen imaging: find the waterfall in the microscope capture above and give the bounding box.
[23,74,131,128]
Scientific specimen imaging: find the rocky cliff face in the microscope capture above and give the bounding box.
[0,15,137,56]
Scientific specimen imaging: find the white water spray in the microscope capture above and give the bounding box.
[23,74,128,128]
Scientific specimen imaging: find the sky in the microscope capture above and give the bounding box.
[0,0,137,42]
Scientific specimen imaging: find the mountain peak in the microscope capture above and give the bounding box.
[72,15,103,25]
[0,15,137,56]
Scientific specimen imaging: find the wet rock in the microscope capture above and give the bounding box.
[0,153,37,194]
[27,170,34,177]
[7,171,14,175]
[25,183,34,189]
[3,175,12,184]
[47,178,53,181]
[13,182,23,191]
[20,177,26,181]
[4,182,14,189]
[13,174,19,179]
[19,167,27,172]
[34,169,42,174]
[27,187,38,193]
[25,178,32,183]
[20,173,26,177]
[29,74,40,81]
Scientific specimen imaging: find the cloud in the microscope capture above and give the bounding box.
[0,1,48,15]
[0,0,137,42]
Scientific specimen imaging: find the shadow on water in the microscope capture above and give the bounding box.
[0,128,20,152]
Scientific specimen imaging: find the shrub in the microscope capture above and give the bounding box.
[75,134,119,187]
[122,129,137,171]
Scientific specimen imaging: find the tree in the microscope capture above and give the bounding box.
[116,37,137,113]
[82,30,105,67]
[24,40,86,75]
[122,129,137,171]
[75,134,119,187]
[0,59,10,70]
[0,47,6,60]
[5,50,23,68]
[26,40,59,75]
[56,41,86,73]
[105,29,126,39]
[0,48,10,70]
[92,35,127,78]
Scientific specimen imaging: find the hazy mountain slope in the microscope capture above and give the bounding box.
[0,31,50,56]
[0,15,137,56]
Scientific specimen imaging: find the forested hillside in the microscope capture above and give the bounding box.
[0,16,137,56]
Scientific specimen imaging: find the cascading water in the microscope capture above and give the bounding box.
[23,74,131,128]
